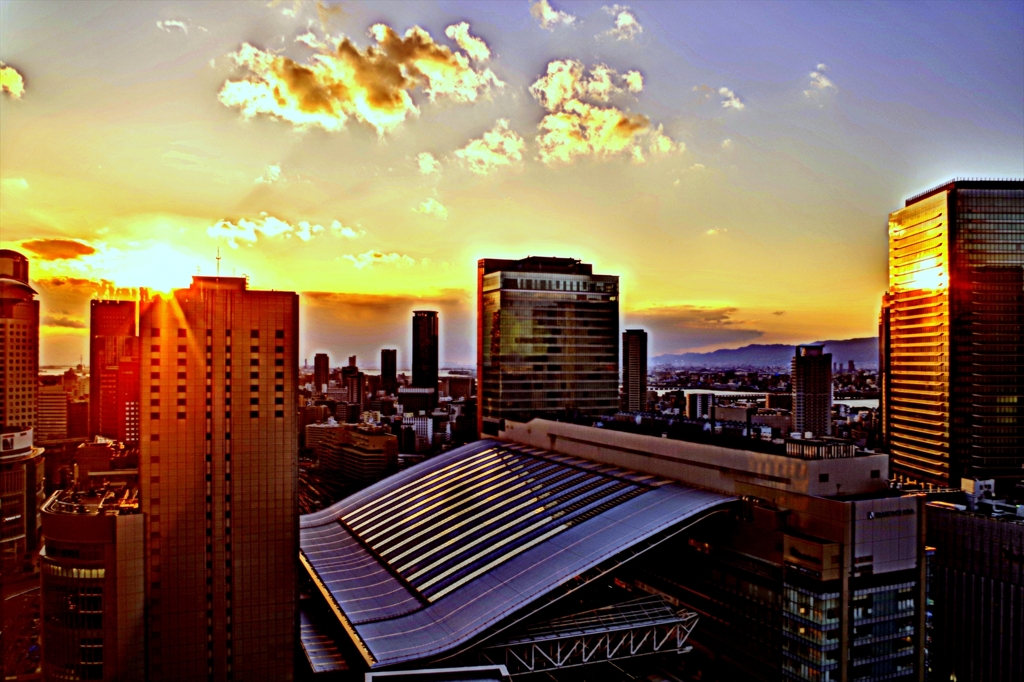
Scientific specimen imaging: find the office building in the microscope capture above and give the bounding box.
[380,349,397,395]
[621,329,648,412]
[925,482,1023,682]
[1,249,40,431]
[140,276,297,681]
[412,310,438,388]
[1,426,46,573]
[90,300,139,443]
[315,422,398,484]
[40,483,144,681]
[792,345,832,437]
[685,392,714,420]
[313,353,329,393]
[37,383,69,441]
[883,179,1024,489]
[477,256,619,434]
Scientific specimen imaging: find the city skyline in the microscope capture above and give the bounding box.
[2,0,1023,368]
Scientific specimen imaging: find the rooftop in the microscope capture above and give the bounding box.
[43,485,140,516]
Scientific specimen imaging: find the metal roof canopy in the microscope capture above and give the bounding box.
[300,439,735,669]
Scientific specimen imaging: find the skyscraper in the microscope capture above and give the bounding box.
[140,276,297,681]
[411,311,438,389]
[477,256,619,434]
[380,349,397,395]
[621,329,648,412]
[0,250,39,431]
[883,179,1024,489]
[792,345,832,437]
[313,352,329,393]
[90,300,140,443]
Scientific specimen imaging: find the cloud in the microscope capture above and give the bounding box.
[207,212,359,247]
[625,304,765,354]
[705,227,727,235]
[718,87,744,110]
[529,59,679,165]
[772,310,786,316]
[341,250,415,269]
[602,5,643,42]
[721,138,733,149]
[453,119,526,175]
[20,239,97,261]
[531,0,576,31]
[413,198,448,220]
[1,62,26,99]
[692,84,715,99]
[218,23,503,136]
[156,19,188,34]
[42,314,87,329]
[417,152,441,175]
[2,177,29,190]
[804,63,837,97]
[255,164,282,184]
[444,22,490,62]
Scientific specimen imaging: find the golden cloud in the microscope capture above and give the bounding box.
[1,62,26,99]
[444,22,490,62]
[417,152,441,175]
[21,239,97,261]
[341,250,415,269]
[453,119,525,175]
[602,5,643,42]
[412,198,448,220]
[218,23,502,135]
[530,59,679,165]
[530,0,576,31]
[42,314,87,329]
[207,213,363,248]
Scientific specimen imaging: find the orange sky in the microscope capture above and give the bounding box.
[2,0,1022,367]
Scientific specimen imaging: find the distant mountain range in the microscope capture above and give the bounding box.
[652,337,878,369]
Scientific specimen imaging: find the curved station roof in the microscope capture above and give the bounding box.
[300,438,734,669]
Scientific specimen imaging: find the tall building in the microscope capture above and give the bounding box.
[380,349,397,395]
[36,383,69,440]
[883,179,1024,489]
[140,276,297,681]
[477,257,619,434]
[41,482,144,681]
[411,311,438,389]
[621,329,648,412]
[685,392,715,420]
[0,426,46,573]
[0,249,40,431]
[792,345,832,437]
[313,353,329,393]
[90,300,139,442]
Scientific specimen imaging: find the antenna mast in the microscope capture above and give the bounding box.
[216,247,221,277]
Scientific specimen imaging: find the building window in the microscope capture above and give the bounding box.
[250,330,259,338]
[819,473,830,483]
[275,330,284,338]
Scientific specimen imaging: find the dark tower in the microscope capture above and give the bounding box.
[412,311,439,389]
[621,329,648,412]
[381,349,397,395]
[313,353,329,392]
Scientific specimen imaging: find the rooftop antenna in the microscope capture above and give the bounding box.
[216,247,221,277]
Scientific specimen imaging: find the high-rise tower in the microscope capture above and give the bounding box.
[90,300,140,443]
[477,256,619,434]
[621,329,648,412]
[140,276,298,680]
[884,179,1024,489]
[380,349,397,395]
[313,352,329,393]
[0,250,39,431]
[411,311,438,389]
[792,345,832,437]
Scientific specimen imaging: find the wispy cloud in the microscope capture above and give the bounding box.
[207,213,362,247]
[255,164,282,184]
[530,59,679,165]
[417,152,441,175]
[718,87,744,110]
[625,304,765,354]
[413,198,449,220]
[0,62,26,99]
[445,22,490,62]
[705,227,727,236]
[156,19,189,34]
[804,63,837,98]
[601,5,643,42]
[530,0,576,31]
[2,177,29,190]
[218,24,503,135]
[42,314,87,329]
[454,119,526,175]
[721,138,733,149]
[341,250,415,269]
[21,239,97,261]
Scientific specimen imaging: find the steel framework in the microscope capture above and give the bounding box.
[479,596,698,675]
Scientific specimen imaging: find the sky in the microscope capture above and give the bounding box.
[1,0,1022,368]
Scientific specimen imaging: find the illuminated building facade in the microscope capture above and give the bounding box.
[883,179,1024,489]
[792,345,832,438]
[621,329,648,412]
[477,257,619,433]
[140,276,298,681]
[0,249,39,431]
[90,300,140,443]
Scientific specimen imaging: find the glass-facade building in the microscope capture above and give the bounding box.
[883,179,1024,489]
[477,257,619,433]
